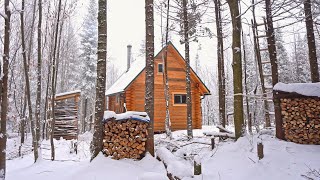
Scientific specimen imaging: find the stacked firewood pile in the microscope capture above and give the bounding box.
[54,100,78,140]
[281,98,320,144]
[102,111,149,160]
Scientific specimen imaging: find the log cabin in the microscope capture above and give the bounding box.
[105,42,210,132]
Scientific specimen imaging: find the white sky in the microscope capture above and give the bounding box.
[74,0,217,76]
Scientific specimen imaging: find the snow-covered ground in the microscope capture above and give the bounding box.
[6,126,320,180]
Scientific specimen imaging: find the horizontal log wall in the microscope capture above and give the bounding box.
[125,49,202,132]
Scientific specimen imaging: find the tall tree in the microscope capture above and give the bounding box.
[145,0,155,156]
[265,0,282,139]
[214,0,226,128]
[163,0,172,139]
[20,0,39,162]
[226,0,244,139]
[91,0,107,161]
[36,0,43,146]
[0,0,11,178]
[50,0,63,161]
[303,0,319,82]
[182,0,193,138]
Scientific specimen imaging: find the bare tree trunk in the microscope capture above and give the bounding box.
[265,0,282,139]
[43,4,53,140]
[304,0,319,82]
[163,0,172,139]
[226,0,244,139]
[0,0,11,177]
[90,0,107,161]
[242,32,250,133]
[145,0,155,156]
[214,0,226,128]
[20,0,39,162]
[50,0,62,161]
[35,0,42,145]
[182,0,193,138]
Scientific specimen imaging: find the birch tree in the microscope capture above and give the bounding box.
[162,0,172,139]
[182,0,193,138]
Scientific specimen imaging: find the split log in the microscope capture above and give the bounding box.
[102,118,149,160]
[280,98,320,145]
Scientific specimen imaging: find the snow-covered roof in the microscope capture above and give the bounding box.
[105,58,145,96]
[273,82,320,97]
[103,111,150,123]
[106,42,210,96]
[55,90,81,97]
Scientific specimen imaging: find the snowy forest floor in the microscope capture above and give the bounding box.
[6,126,320,180]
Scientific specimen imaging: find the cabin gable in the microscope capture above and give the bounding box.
[106,42,210,131]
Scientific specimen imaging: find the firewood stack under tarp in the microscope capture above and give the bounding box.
[274,83,320,145]
[102,111,150,160]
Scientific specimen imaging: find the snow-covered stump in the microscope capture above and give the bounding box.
[102,111,150,160]
[274,83,320,145]
[257,142,264,160]
[193,155,201,175]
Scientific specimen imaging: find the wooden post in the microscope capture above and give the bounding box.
[274,92,285,140]
[257,142,264,160]
[211,138,215,150]
[194,155,201,175]
[83,98,88,133]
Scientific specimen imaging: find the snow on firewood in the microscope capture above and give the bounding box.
[103,111,150,123]
[273,82,320,97]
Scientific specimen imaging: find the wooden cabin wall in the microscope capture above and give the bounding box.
[107,94,125,113]
[125,48,202,132]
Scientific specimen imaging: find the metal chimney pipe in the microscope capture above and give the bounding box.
[127,45,132,72]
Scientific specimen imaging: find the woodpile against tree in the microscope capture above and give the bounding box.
[102,111,150,160]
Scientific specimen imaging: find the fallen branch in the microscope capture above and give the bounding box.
[203,132,236,139]
[216,125,234,134]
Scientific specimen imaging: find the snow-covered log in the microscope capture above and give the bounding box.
[156,147,193,180]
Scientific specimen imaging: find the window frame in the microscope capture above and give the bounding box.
[157,63,164,74]
[172,93,187,106]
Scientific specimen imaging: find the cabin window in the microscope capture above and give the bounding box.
[174,94,187,104]
[116,94,120,104]
[158,63,163,73]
